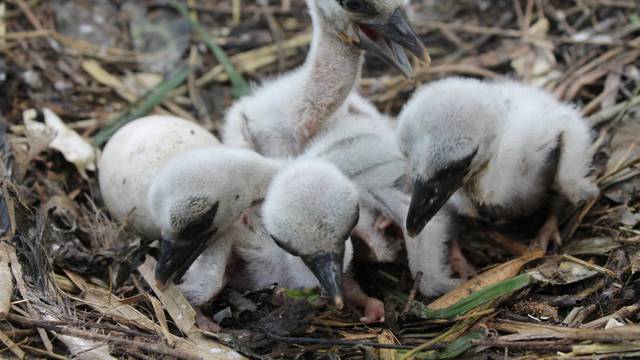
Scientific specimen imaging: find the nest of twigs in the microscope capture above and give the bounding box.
[1,0,640,359]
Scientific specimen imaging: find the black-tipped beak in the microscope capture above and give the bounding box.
[155,236,210,289]
[355,8,429,78]
[406,177,464,237]
[301,251,344,309]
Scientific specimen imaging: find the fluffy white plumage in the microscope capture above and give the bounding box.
[148,146,282,242]
[305,114,461,294]
[223,0,364,156]
[223,0,417,157]
[183,160,359,306]
[263,160,359,254]
[404,211,461,296]
[230,211,356,292]
[304,111,410,262]
[398,77,598,220]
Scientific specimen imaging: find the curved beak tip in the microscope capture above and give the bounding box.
[334,296,344,310]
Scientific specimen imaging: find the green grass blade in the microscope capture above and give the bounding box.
[418,273,533,319]
[436,331,481,359]
[170,0,250,98]
[93,66,193,147]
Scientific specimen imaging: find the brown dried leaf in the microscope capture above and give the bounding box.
[563,237,621,256]
[530,257,599,285]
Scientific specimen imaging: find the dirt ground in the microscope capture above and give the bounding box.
[1,0,640,359]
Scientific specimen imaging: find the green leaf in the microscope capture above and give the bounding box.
[93,65,193,146]
[436,331,481,359]
[417,273,532,319]
[169,0,250,98]
[281,287,320,300]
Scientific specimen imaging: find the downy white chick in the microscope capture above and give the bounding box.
[98,116,281,288]
[223,0,428,157]
[233,159,359,310]
[305,111,409,262]
[148,147,282,287]
[397,77,599,249]
[171,158,385,321]
[306,113,461,295]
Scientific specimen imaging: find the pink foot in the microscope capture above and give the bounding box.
[360,297,385,323]
[342,275,385,324]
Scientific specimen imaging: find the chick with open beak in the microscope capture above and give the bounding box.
[223,0,428,159]
[261,159,361,309]
[335,0,430,77]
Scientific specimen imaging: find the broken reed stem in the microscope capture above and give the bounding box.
[6,314,159,339]
[561,254,616,277]
[471,339,573,352]
[0,243,13,319]
[8,314,201,360]
[402,271,423,316]
[0,329,26,359]
[253,327,414,350]
[400,319,473,360]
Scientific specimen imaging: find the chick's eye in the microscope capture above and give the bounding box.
[346,0,362,11]
[189,220,209,233]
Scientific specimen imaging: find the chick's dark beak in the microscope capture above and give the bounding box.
[355,8,429,78]
[302,251,345,309]
[155,236,210,289]
[406,176,464,238]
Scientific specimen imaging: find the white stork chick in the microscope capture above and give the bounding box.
[98,116,283,289]
[148,147,282,287]
[305,112,410,262]
[397,77,599,250]
[232,160,356,308]
[259,159,384,322]
[223,0,428,157]
[306,120,461,294]
[179,159,384,321]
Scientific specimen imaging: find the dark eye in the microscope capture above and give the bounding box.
[191,220,209,233]
[345,0,363,11]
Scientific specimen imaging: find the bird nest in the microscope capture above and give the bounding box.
[1,0,640,359]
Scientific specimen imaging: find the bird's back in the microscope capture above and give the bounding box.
[307,112,411,224]
[469,81,580,217]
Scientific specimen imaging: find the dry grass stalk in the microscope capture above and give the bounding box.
[0,243,13,320]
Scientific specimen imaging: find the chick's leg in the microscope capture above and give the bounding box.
[449,238,475,279]
[342,275,385,323]
[533,212,561,253]
[178,234,234,330]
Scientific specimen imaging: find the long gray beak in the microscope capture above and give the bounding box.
[301,251,345,309]
[355,8,429,78]
[406,177,463,237]
[155,235,210,288]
